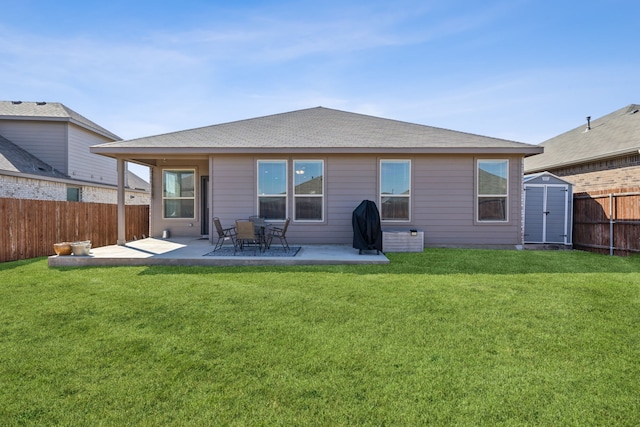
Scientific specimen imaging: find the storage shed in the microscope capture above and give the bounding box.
[523,172,573,245]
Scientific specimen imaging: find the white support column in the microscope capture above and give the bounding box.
[117,158,126,245]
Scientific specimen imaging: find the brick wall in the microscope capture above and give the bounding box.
[82,186,151,205]
[0,175,66,200]
[0,174,150,205]
[548,154,640,193]
[551,165,640,193]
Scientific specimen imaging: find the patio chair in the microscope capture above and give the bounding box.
[266,218,290,252]
[234,220,262,255]
[213,217,236,251]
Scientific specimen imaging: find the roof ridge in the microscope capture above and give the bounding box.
[113,105,528,146]
[526,103,640,172]
[0,100,121,141]
[539,103,640,146]
[315,106,532,145]
[101,107,326,145]
[58,103,122,140]
[626,104,640,114]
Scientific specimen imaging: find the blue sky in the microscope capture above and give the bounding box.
[1,1,638,172]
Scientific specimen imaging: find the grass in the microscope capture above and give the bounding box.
[1,249,639,426]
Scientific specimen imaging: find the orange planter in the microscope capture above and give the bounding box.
[53,242,72,256]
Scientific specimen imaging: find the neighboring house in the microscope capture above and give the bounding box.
[524,104,640,193]
[0,101,149,204]
[91,107,541,247]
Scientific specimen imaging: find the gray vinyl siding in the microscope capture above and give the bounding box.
[68,124,118,185]
[284,155,379,244]
[211,155,256,224]
[413,155,475,244]
[412,155,522,246]
[0,120,68,174]
[148,153,525,247]
[209,155,379,245]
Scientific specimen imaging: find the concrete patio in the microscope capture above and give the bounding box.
[48,237,389,267]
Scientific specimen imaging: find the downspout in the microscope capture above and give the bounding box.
[117,158,126,245]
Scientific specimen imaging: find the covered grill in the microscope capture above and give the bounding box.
[352,200,382,254]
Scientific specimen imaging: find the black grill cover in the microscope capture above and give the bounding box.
[352,200,382,252]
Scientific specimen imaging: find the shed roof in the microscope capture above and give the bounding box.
[523,171,573,185]
[91,107,541,157]
[525,104,640,173]
[0,101,121,141]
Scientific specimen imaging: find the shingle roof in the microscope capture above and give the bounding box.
[127,170,150,192]
[525,104,640,173]
[0,101,121,141]
[92,107,541,156]
[0,134,68,179]
[1,132,150,191]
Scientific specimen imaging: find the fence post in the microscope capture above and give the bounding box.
[609,193,614,256]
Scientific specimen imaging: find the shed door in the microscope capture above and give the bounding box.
[524,184,568,244]
[524,186,544,242]
[545,186,568,244]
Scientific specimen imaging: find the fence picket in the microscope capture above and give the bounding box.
[573,189,640,256]
[0,198,149,262]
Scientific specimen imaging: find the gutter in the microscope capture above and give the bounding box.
[0,169,148,193]
[526,146,640,173]
[91,146,544,157]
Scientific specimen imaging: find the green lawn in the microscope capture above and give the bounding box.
[1,249,639,426]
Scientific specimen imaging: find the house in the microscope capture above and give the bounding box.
[0,101,149,204]
[91,107,542,247]
[524,104,640,193]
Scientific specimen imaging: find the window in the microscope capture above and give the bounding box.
[258,160,287,220]
[66,186,81,202]
[294,160,323,221]
[477,159,508,222]
[380,160,410,221]
[163,169,195,219]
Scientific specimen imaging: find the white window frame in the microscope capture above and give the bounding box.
[476,159,509,223]
[257,160,288,221]
[293,159,324,222]
[162,168,196,220]
[379,159,411,222]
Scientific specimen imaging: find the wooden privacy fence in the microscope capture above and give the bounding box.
[0,198,149,262]
[573,189,640,256]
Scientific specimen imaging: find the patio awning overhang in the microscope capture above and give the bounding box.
[91,145,544,165]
